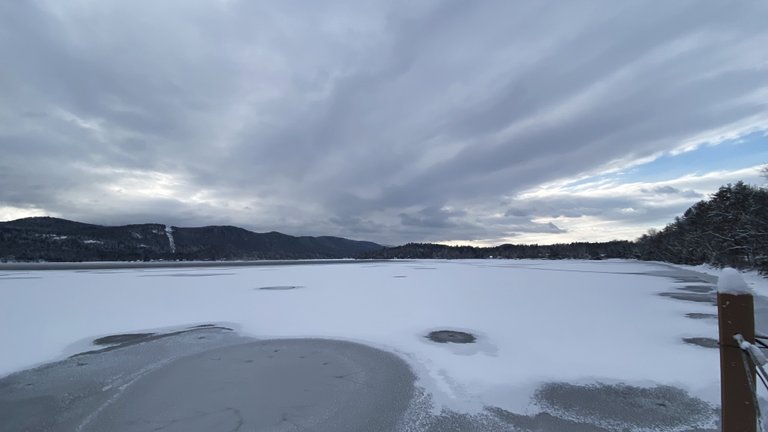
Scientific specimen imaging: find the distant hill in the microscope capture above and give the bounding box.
[0,217,383,262]
[358,240,637,260]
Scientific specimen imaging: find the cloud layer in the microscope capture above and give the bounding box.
[1,1,767,244]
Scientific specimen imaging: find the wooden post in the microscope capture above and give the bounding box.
[718,291,756,432]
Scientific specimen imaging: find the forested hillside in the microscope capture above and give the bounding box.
[0,217,382,262]
[637,181,767,273]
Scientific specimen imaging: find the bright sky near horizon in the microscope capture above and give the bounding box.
[1,1,767,245]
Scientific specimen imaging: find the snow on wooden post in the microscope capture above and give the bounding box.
[717,268,756,432]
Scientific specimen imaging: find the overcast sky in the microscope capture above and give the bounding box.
[1,1,767,245]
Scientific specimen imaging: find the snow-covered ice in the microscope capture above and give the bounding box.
[0,259,765,415]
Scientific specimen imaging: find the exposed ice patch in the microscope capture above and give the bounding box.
[532,382,717,431]
[426,330,476,344]
[257,285,304,291]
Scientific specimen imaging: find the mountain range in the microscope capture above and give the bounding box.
[0,217,383,262]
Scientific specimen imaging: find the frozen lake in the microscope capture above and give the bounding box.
[1,259,766,430]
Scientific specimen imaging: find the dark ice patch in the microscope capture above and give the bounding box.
[672,276,714,284]
[683,337,719,349]
[3,336,415,432]
[686,313,717,320]
[257,285,304,291]
[426,330,476,344]
[93,333,155,346]
[534,383,716,430]
[75,326,234,357]
[658,292,716,304]
[678,285,714,293]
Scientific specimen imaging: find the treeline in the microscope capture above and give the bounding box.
[359,240,636,260]
[363,181,768,275]
[637,181,768,274]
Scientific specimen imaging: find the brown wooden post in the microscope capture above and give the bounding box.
[718,291,756,432]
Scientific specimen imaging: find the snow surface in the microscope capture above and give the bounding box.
[0,259,764,414]
[717,267,753,294]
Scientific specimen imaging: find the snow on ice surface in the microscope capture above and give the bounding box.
[0,259,750,414]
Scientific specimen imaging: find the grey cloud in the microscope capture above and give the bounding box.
[327,216,387,237]
[502,221,565,235]
[1,0,766,244]
[505,207,534,218]
[642,186,703,199]
[506,196,636,219]
[648,186,681,194]
[502,193,702,230]
[399,206,466,229]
